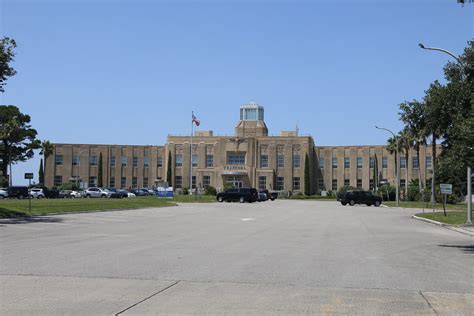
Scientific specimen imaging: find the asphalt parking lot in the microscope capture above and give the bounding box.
[0,200,472,315]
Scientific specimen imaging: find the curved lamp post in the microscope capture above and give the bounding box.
[376,126,399,206]
[419,43,471,224]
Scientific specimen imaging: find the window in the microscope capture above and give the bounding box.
[357,179,362,188]
[276,177,284,190]
[412,157,419,169]
[143,177,148,188]
[357,157,363,168]
[192,176,196,189]
[192,154,198,167]
[144,157,149,168]
[344,179,350,186]
[89,176,97,187]
[369,179,374,190]
[206,155,214,168]
[121,156,127,167]
[332,158,338,169]
[400,157,406,168]
[227,153,245,165]
[293,177,300,190]
[260,155,268,168]
[175,154,183,167]
[110,156,115,167]
[121,177,126,188]
[426,156,432,169]
[318,178,324,190]
[293,154,300,168]
[157,156,163,167]
[258,176,266,189]
[175,176,182,188]
[332,179,338,191]
[72,155,79,166]
[277,154,284,168]
[55,154,63,166]
[132,177,137,188]
[370,157,375,168]
[133,157,138,167]
[319,158,325,169]
[400,179,406,187]
[344,158,350,169]
[203,175,211,187]
[89,155,97,166]
[110,177,115,188]
[382,157,388,168]
[54,175,62,186]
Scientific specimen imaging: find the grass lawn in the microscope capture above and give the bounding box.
[384,201,467,211]
[0,195,215,217]
[416,211,468,226]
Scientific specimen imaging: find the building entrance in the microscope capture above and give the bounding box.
[226,176,243,188]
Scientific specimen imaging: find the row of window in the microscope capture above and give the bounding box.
[259,154,300,168]
[174,175,211,189]
[55,155,164,168]
[321,156,433,169]
[320,178,415,192]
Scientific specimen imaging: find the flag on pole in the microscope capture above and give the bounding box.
[192,113,200,126]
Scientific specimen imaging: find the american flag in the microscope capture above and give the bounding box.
[192,113,200,126]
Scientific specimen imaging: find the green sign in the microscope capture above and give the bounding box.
[440,183,452,194]
[24,173,34,180]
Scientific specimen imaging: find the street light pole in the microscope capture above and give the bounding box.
[419,43,472,223]
[376,126,399,206]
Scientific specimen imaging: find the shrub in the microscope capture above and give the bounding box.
[204,186,217,196]
[182,187,189,195]
[223,183,235,191]
[377,184,396,201]
[407,185,420,201]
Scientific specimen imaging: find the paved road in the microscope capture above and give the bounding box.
[0,200,472,315]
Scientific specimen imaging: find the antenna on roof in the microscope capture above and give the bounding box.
[296,121,299,136]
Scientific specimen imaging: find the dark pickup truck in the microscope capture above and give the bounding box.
[217,187,258,203]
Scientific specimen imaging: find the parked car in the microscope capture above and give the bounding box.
[44,188,60,199]
[83,187,110,198]
[258,190,268,202]
[259,189,278,201]
[340,190,382,207]
[59,190,73,198]
[7,186,29,199]
[216,187,258,203]
[126,190,136,197]
[29,188,46,199]
[105,188,128,198]
[114,189,131,198]
[70,190,83,198]
[131,188,149,196]
[0,188,8,199]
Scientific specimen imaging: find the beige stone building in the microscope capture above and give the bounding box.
[45,103,437,193]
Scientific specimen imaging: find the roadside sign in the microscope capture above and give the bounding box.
[24,173,33,180]
[440,183,452,194]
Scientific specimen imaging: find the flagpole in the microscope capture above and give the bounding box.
[190,111,193,195]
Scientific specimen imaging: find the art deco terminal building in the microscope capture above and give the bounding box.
[45,103,437,193]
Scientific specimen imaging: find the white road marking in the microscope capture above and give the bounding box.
[241,218,256,221]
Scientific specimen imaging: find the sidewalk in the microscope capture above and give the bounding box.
[412,215,474,237]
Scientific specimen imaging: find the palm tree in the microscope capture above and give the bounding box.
[39,140,53,185]
[398,129,414,199]
[386,136,398,190]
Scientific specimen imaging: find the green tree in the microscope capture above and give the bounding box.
[38,158,44,185]
[0,106,41,186]
[398,128,413,198]
[97,152,103,187]
[304,153,310,195]
[373,153,379,191]
[0,37,17,93]
[399,99,426,193]
[39,140,54,182]
[166,151,172,187]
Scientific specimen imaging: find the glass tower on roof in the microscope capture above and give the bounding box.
[240,102,264,121]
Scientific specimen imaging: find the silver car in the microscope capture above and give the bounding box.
[0,188,8,199]
[83,187,110,198]
[29,188,46,199]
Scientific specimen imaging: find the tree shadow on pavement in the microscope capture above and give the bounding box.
[0,214,64,225]
[438,244,474,254]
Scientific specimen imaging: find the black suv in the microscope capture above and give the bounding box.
[340,190,382,207]
[216,187,258,203]
[7,186,29,199]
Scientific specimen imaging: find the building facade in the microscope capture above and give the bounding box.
[45,103,437,193]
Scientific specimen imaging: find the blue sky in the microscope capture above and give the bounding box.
[1,0,472,185]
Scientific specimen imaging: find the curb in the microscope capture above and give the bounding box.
[412,215,474,237]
